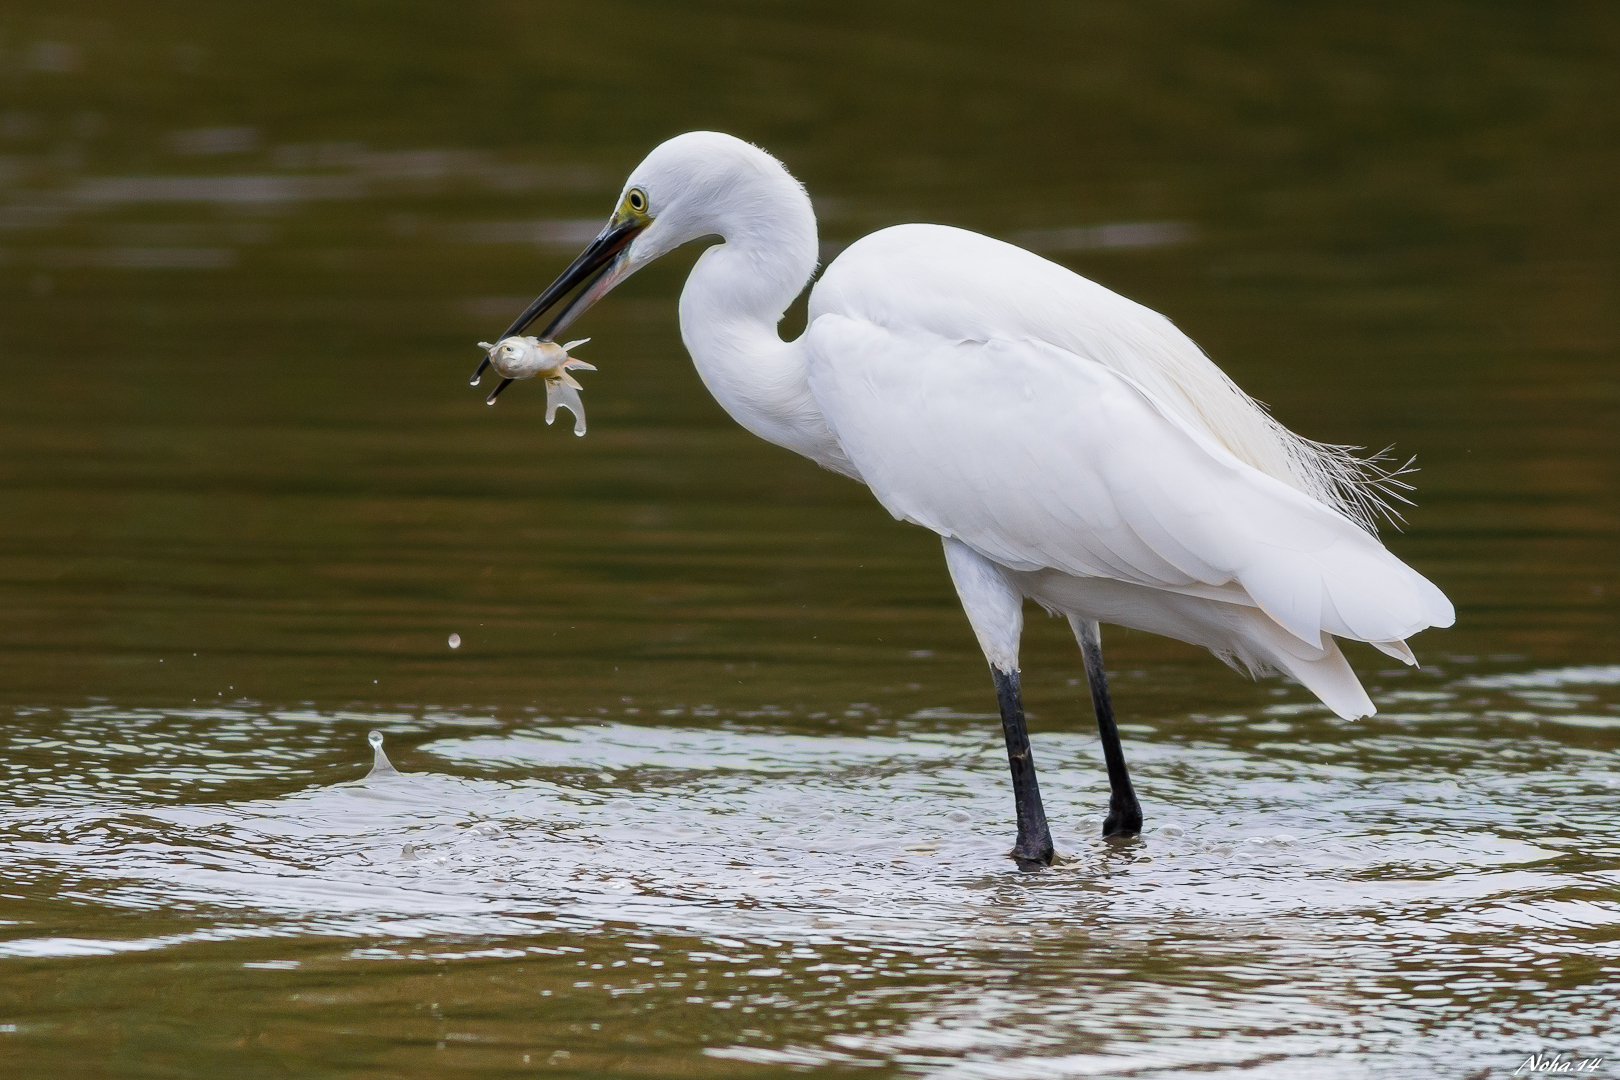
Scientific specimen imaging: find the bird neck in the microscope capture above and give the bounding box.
[676,182,847,471]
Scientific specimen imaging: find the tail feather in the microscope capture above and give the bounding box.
[1371,638,1417,665]
[1231,603,1377,719]
[1270,635,1376,719]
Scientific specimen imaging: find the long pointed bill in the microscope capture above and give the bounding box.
[469,217,643,385]
[485,377,514,405]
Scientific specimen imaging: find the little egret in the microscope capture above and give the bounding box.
[472,131,1453,865]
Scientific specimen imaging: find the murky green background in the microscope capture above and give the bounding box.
[2,3,1617,1077]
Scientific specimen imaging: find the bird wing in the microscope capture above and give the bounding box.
[809,224,1412,536]
[802,312,1453,649]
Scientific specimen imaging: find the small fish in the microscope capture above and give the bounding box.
[474,336,595,434]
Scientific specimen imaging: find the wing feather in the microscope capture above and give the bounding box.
[809,223,1417,533]
[804,313,1452,648]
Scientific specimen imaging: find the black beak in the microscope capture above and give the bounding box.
[469,218,644,386]
[485,377,514,405]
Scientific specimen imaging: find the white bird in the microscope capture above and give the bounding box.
[472,131,1454,865]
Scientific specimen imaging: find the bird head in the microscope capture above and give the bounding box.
[482,132,809,348]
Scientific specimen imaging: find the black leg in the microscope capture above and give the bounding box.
[992,667,1055,867]
[1075,619,1143,837]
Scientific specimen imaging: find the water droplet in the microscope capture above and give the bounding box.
[448,633,461,649]
[366,730,398,777]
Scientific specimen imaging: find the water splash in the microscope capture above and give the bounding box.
[366,729,398,778]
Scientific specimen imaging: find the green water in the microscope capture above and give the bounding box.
[1,3,1617,1077]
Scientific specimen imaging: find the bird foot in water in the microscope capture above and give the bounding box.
[1010,834,1055,869]
[1101,799,1143,838]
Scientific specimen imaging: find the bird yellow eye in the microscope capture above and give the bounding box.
[626,188,648,214]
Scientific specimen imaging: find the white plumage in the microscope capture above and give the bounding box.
[805,225,1452,718]
[496,131,1455,852]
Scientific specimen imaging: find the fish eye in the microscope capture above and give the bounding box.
[626,188,648,214]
